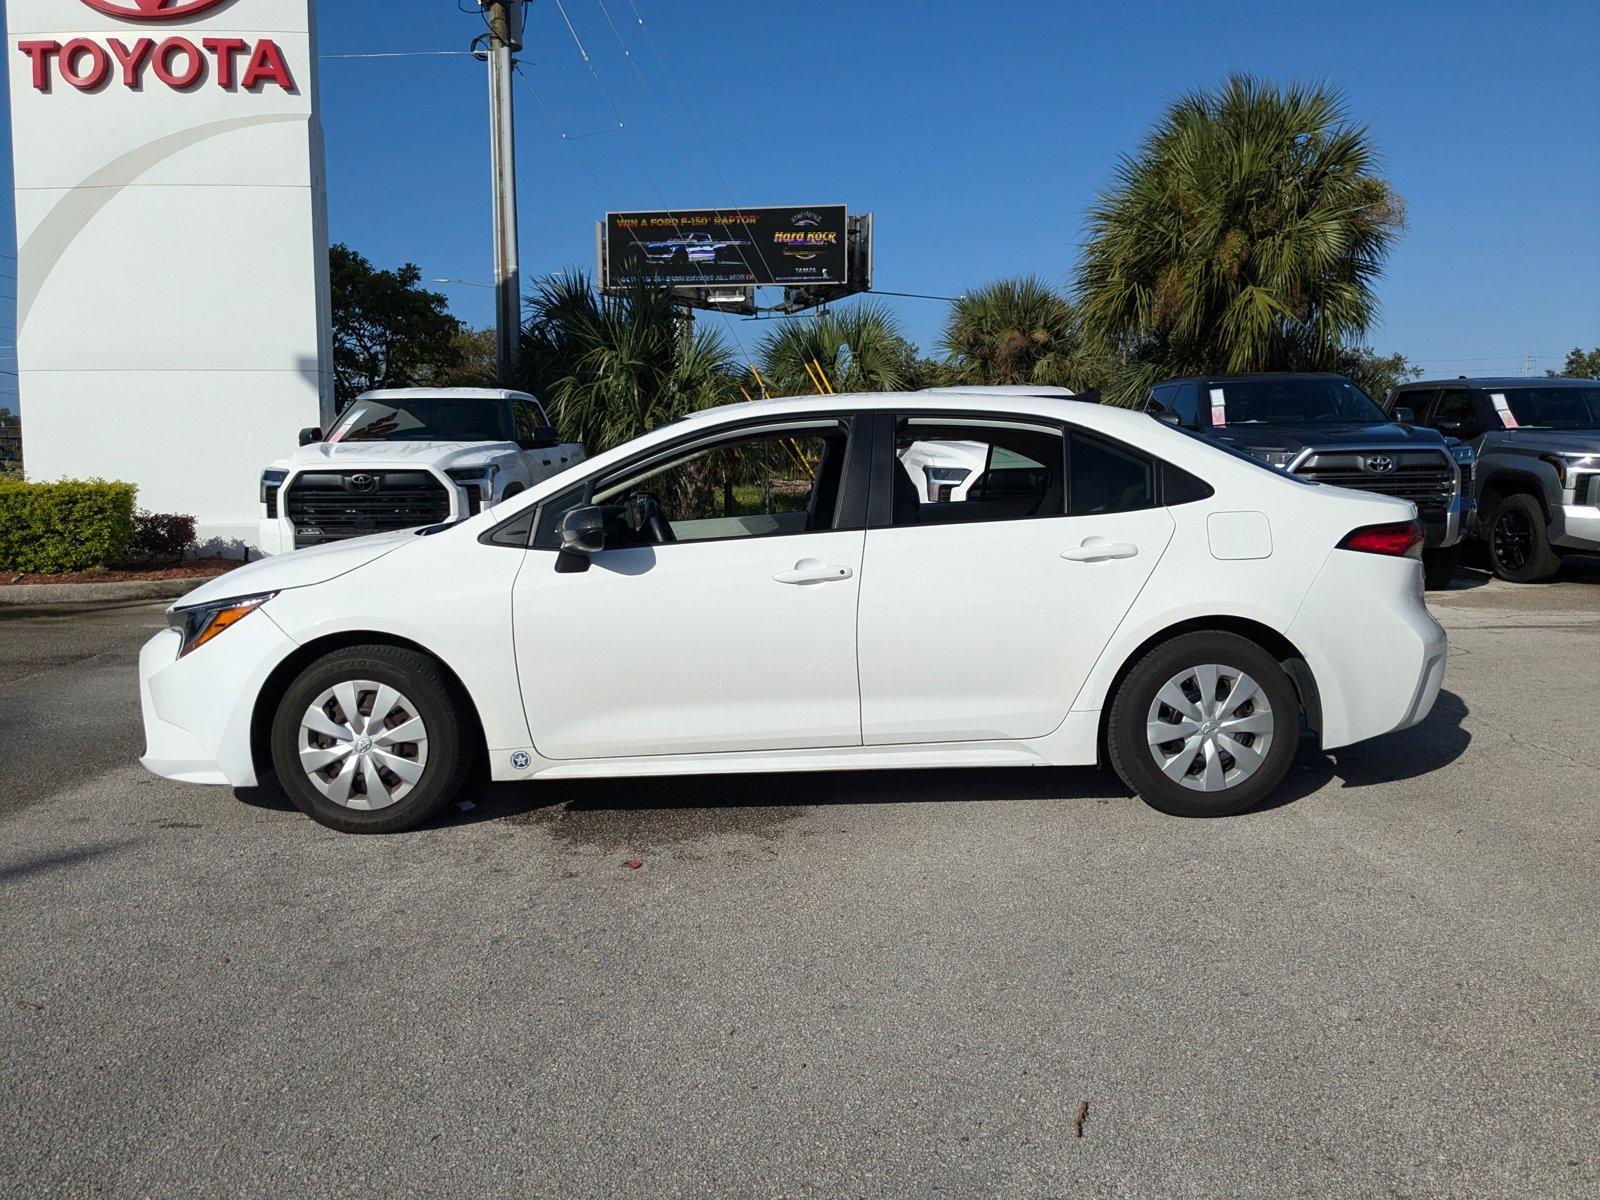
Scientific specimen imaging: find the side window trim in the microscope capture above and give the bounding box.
[867,408,1070,530]
[509,411,872,551]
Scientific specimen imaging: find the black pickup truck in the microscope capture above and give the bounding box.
[1144,373,1471,589]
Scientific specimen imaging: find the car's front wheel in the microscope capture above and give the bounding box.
[1485,493,1561,583]
[1106,632,1299,818]
[270,645,471,833]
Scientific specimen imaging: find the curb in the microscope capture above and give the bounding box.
[0,577,220,606]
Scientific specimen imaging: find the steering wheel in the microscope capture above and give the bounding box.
[624,492,675,544]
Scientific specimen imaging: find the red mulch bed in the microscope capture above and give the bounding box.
[2,557,240,587]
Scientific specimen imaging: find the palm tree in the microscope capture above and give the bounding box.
[1075,75,1404,405]
[940,276,1114,392]
[755,302,919,396]
[518,272,739,454]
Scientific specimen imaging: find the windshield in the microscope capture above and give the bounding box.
[1212,378,1388,426]
[329,398,507,443]
[1499,387,1600,431]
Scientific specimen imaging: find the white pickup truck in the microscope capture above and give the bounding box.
[258,388,585,555]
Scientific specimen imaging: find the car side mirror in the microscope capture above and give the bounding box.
[555,504,625,572]
[1152,411,1182,426]
[1393,407,1416,425]
[298,426,323,446]
[519,425,562,451]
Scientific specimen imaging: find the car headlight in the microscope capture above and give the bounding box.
[168,593,276,658]
[446,465,500,514]
[260,469,288,515]
[1248,450,1297,470]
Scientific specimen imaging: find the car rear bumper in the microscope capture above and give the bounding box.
[138,609,299,789]
[1287,551,1448,749]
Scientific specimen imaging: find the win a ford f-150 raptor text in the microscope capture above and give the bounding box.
[258,388,585,554]
[1145,373,1471,589]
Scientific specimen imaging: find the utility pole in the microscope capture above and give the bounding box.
[480,1,524,386]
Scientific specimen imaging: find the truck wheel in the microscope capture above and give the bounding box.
[270,645,471,834]
[1106,632,1299,818]
[1485,494,1560,583]
[1422,546,1461,591]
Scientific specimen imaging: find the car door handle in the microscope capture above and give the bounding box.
[774,562,854,585]
[1061,540,1139,563]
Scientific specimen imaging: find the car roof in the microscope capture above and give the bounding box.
[1154,372,1351,386]
[356,387,539,403]
[918,385,1078,398]
[1397,377,1600,389]
[679,390,1153,439]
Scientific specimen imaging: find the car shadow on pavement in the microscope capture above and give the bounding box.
[229,690,1472,832]
[1267,688,1472,807]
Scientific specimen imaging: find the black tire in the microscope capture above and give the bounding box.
[1106,631,1299,818]
[1422,545,1461,591]
[270,645,472,834]
[1485,493,1561,583]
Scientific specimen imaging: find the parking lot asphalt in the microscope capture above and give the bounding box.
[2,561,1598,1199]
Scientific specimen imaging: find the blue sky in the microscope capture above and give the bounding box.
[3,0,1597,414]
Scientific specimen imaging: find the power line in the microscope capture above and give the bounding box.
[320,50,476,61]
[544,0,755,363]
[589,0,776,286]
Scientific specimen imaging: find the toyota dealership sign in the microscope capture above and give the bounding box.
[5,0,332,550]
[19,0,295,92]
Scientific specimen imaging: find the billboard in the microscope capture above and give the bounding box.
[603,205,849,289]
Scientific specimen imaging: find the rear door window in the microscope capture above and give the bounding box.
[1067,430,1158,514]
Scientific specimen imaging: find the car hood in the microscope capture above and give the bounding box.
[1211,422,1448,455]
[170,529,417,610]
[281,440,518,471]
[1483,429,1600,451]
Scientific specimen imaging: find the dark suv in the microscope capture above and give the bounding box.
[1144,373,1468,589]
[1387,377,1600,582]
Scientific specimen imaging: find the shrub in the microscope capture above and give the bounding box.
[128,511,197,566]
[0,479,137,573]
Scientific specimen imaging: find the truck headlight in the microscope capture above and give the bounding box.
[1450,445,1476,466]
[446,466,499,515]
[260,469,288,517]
[1248,450,1297,470]
[168,593,276,658]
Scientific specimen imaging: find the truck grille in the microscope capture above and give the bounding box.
[1292,450,1456,519]
[285,471,452,545]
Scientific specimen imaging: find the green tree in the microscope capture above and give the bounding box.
[437,327,499,389]
[1549,347,1600,378]
[755,302,919,396]
[518,272,739,454]
[940,276,1115,392]
[330,243,464,409]
[1336,347,1423,402]
[1076,75,1405,405]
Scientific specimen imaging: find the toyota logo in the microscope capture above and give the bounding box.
[345,473,379,495]
[1364,455,1397,475]
[80,0,230,19]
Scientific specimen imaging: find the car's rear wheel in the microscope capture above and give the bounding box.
[1107,632,1299,818]
[1485,493,1560,583]
[270,645,471,834]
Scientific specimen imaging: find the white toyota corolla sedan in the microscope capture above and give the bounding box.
[140,391,1447,833]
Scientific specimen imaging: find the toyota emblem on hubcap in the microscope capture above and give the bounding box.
[1364,455,1396,474]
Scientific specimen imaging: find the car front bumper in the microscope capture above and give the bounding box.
[139,607,300,788]
[1421,494,1470,550]
[1550,501,1600,551]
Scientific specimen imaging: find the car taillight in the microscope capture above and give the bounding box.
[1337,520,1424,560]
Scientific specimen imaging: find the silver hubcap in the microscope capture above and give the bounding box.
[1146,664,1274,793]
[298,680,429,811]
